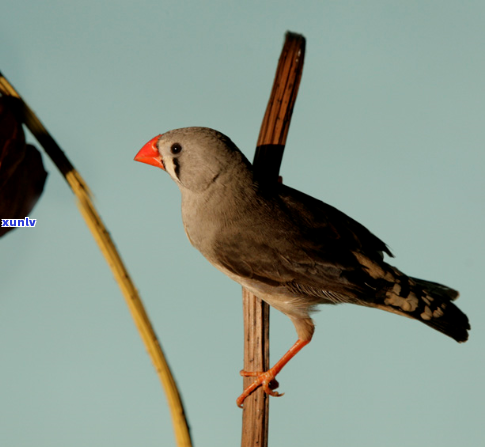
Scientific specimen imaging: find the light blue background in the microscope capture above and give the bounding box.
[1,1,484,446]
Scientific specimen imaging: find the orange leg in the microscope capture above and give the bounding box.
[236,339,310,408]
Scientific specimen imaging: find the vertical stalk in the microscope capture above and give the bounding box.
[241,31,306,447]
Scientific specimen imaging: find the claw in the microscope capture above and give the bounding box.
[240,369,263,377]
[237,369,283,408]
[236,339,310,408]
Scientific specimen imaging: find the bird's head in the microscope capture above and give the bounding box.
[135,127,251,193]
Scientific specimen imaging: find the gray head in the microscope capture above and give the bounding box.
[135,127,252,192]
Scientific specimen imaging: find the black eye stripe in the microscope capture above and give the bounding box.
[171,143,182,154]
[173,157,180,179]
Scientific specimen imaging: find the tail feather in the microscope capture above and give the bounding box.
[421,300,469,342]
[410,277,469,343]
[376,274,470,343]
[412,277,459,301]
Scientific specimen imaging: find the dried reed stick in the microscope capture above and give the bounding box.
[241,31,306,447]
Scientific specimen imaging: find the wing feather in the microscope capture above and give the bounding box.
[211,184,392,303]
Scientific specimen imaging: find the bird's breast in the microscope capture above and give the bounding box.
[180,184,263,256]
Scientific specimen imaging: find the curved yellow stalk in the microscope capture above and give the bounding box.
[0,72,192,447]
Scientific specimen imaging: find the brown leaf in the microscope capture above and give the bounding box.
[0,97,26,189]
[0,97,47,237]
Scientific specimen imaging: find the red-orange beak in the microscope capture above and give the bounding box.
[134,135,165,170]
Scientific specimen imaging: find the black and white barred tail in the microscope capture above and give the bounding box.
[376,274,469,343]
[353,252,470,342]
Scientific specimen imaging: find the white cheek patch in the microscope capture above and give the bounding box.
[164,157,180,182]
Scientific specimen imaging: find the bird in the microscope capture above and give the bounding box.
[134,127,470,407]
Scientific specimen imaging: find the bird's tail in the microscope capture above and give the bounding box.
[409,277,469,342]
[377,274,470,343]
[352,253,470,342]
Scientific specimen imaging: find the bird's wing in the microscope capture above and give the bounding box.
[211,185,392,302]
[277,184,393,262]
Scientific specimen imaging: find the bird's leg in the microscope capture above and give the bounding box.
[237,338,310,408]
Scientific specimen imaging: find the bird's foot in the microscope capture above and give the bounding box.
[236,368,283,408]
[236,339,310,408]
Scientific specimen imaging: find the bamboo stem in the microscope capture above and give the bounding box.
[241,31,306,447]
[0,72,193,447]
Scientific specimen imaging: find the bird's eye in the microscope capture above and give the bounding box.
[171,143,182,154]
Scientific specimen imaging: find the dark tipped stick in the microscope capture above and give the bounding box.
[241,31,306,447]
